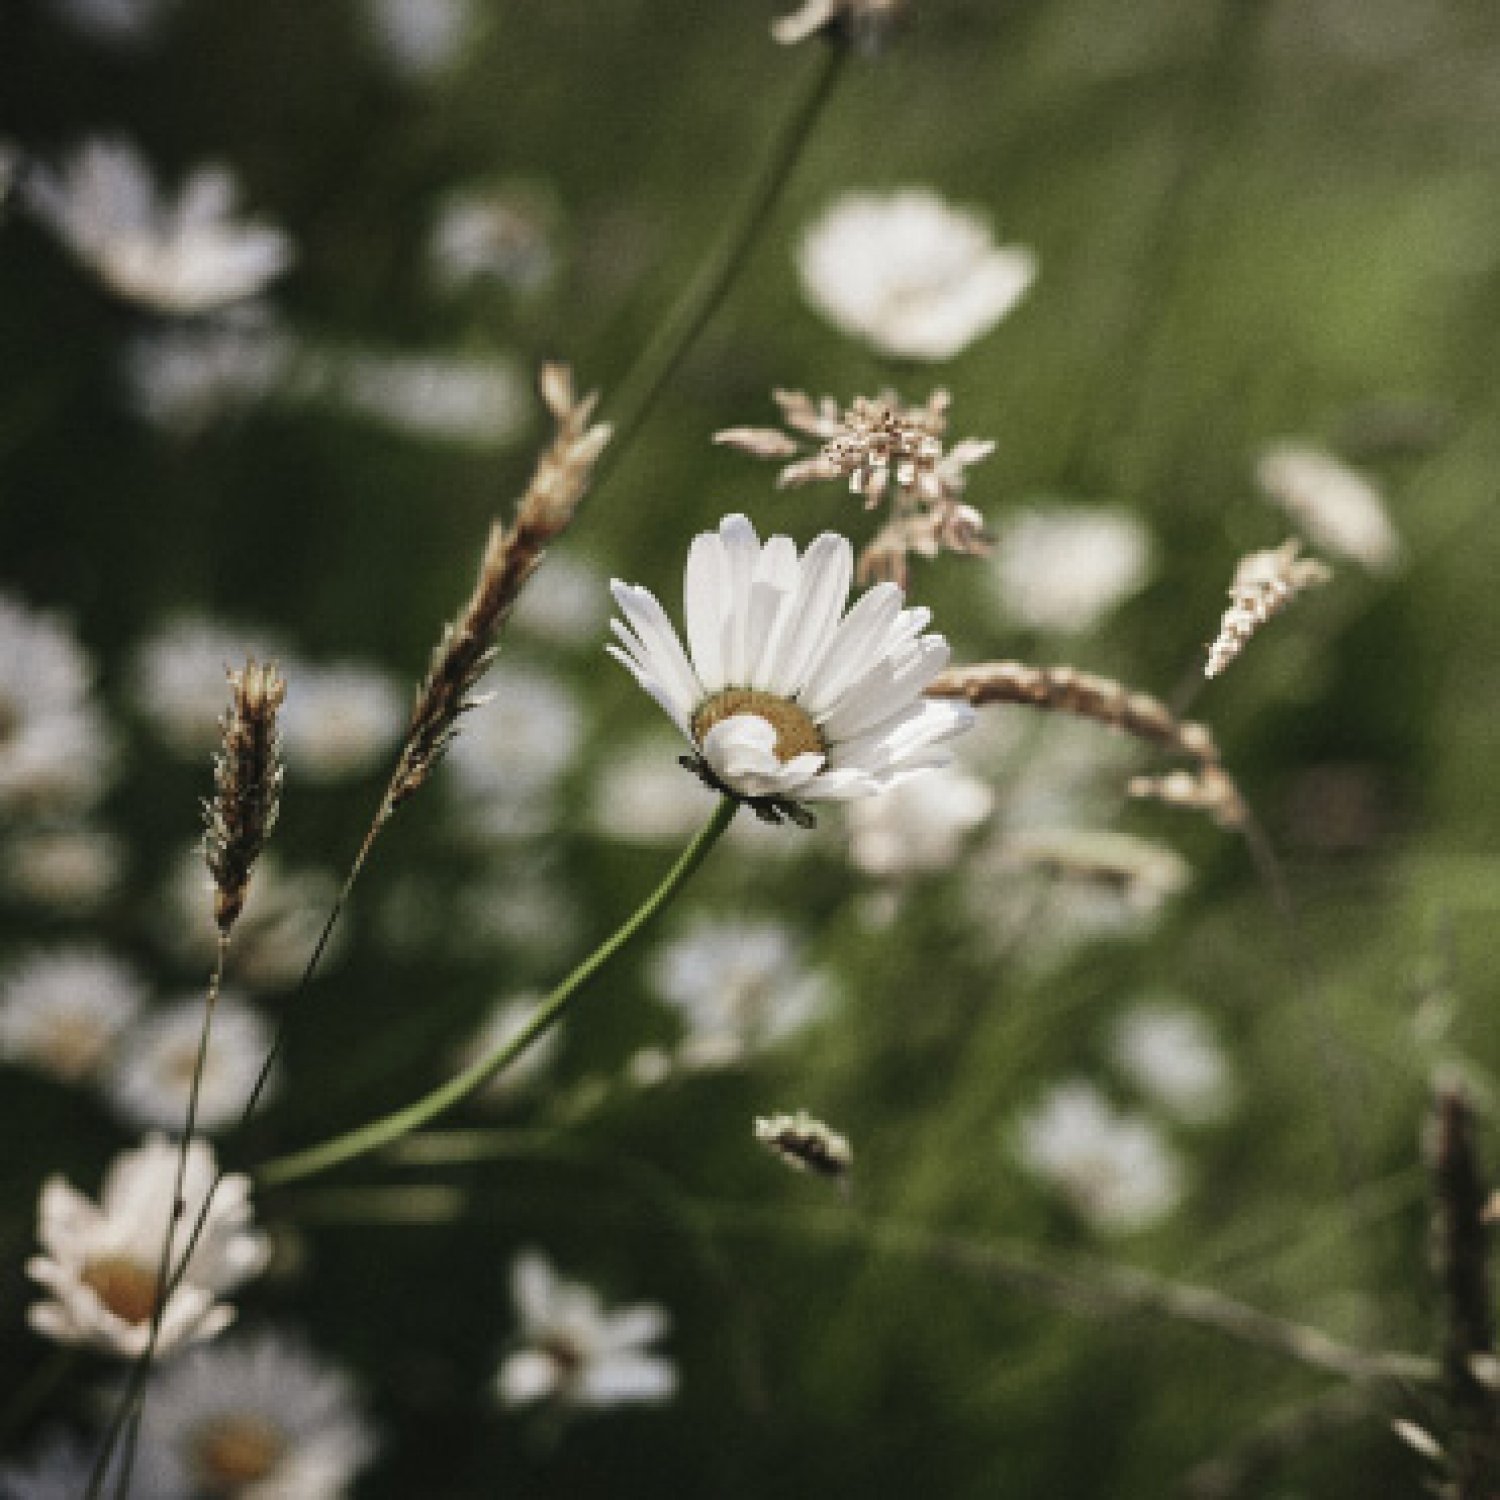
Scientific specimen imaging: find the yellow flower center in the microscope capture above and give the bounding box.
[81,1255,160,1326]
[691,689,825,764]
[191,1416,286,1492]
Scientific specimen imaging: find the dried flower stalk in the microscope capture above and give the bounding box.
[928,661,1246,829]
[384,364,609,815]
[717,387,992,588]
[1205,538,1331,679]
[203,658,286,934]
[755,1111,853,1184]
[772,0,906,48]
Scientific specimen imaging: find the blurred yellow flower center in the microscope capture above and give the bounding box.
[191,1416,286,1491]
[691,689,825,763]
[81,1255,160,1325]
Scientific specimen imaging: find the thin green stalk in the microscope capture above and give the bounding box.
[592,42,847,493]
[257,796,738,1189]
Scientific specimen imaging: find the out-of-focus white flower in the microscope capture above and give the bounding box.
[797,189,1036,362]
[844,763,992,877]
[1016,1080,1183,1234]
[164,850,344,990]
[122,309,295,436]
[496,1251,676,1411]
[1256,443,1401,573]
[331,348,528,447]
[48,0,175,46]
[1113,1001,1234,1125]
[278,662,404,781]
[609,514,971,815]
[457,867,581,961]
[510,552,608,649]
[649,915,832,1068]
[27,1134,270,1357]
[458,994,559,1104]
[365,0,475,79]
[0,595,114,814]
[127,1329,378,1500]
[131,615,290,757]
[1,825,123,912]
[0,947,145,1084]
[427,185,559,296]
[773,0,904,47]
[444,659,584,801]
[993,504,1152,634]
[1000,827,1190,919]
[104,992,275,1134]
[26,138,292,315]
[0,1431,96,1500]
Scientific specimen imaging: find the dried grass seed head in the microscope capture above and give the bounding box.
[1204,537,1331,680]
[772,0,907,49]
[204,657,286,935]
[755,1111,853,1182]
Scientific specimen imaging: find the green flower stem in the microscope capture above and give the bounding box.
[257,795,739,1189]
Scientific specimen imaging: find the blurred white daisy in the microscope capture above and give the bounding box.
[1255,443,1401,573]
[457,866,581,961]
[1,824,123,912]
[0,1431,96,1500]
[609,514,971,817]
[0,594,114,814]
[444,659,585,803]
[26,138,292,315]
[48,0,176,46]
[844,763,993,877]
[509,551,609,649]
[131,614,290,756]
[105,992,275,1134]
[332,348,528,447]
[163,850,344,990]
[797,189,1036,362]
[993,504,1152,634]
[128,1329,378,1500]
[27,1134,270,1357]
[1015,1080,1184,1234]
[0,947,145,1084]
[279,662,405,781]
[1113,1001,1235,1125]
[496,1251,676,1412]
[122,309,295,436]
[364,0,475,79]
[649,915,832,1068]
[458,994,560,1104]
[427,185,560,297]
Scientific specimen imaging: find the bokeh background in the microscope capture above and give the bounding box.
[4,0,1500,1495]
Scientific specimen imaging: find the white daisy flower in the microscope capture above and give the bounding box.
[608,514,971,819]
[26,1134,270,1358]
[26,138,292,315]
[458,994,559,1104]
[993,504,1153,634]
[496,1251,676,1412]
[0,946,146,1084]
[332,348,528,448]
[427,184,559,297]
[844,763,993,877]
[1015,1080,1183,1235]
[1255,442,1401,573]
[0,1431,96,1500]
[649,915,832,1068]
[127,1329,378,1500]
[131,615,290,757]
[278,662,405,781]
[1113,1001,1235,1126]
[104,992,276,1135]
[797,189,1036,362]
[364,0,475,80]
[0,594,114,815]
[1,825,123,911]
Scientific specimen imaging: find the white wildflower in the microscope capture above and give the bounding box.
[444,659,584,800]
[1256,443,1400,573]
[649,915,832,1069]
[333,348,528,447]
[844,763,993,877]
[797,189,1036,362]
[993,504,1152,634]
[609,514,971,818]
[0,947,146,1084]
[104,992,275,1134]
[1113,1002,1235,1125]
[364,0,475,79]
[26,1134,270,1357]
[496,1251,676,1411]
[427,185,559,296]
[1016,1080,1184,1234]
[127,1329,378,1500]
[279,662,404,781]
[1,825,122,911]
[26,138,292,314]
